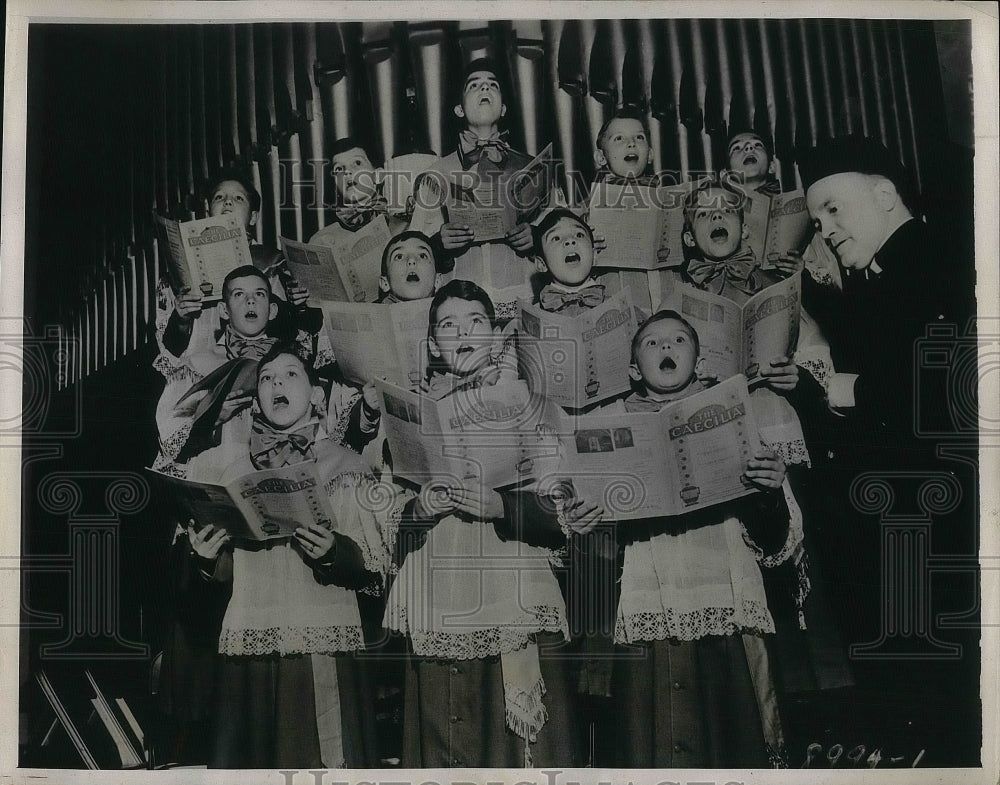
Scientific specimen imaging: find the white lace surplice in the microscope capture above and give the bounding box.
[217,468,394,657]
[384,513,568,660]
[615,515,775,645]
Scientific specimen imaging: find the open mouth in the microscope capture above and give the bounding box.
[244,310,258,320]
[710,227,729,242]
[624,153,639,163]
[478,95,492,105]
[406,272,420,282]
[272,394,289,408]
[456,345,475,355]
[564,252,581,265]
[743,154,758,165]
[659,356,677,371]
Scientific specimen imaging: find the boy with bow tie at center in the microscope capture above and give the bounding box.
[533,209,606,317]
[409,57,558,321]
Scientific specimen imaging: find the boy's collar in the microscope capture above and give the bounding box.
[543,277,600,294]
[596,169,658,187]
[627,378,706,409]
[220,324,276,360]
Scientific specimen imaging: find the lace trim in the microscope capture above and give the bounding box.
[804,266,837,288]
[495,299,519,323]
[159,421,194,461]
[794,547,813,630]
[329,389,361,447]
[315,345,336,370]
[614,601,774,644]
[218,624,364,656]
[765,437,811,468]
[538,544,569,569]
[151,451,187,478]
[388,604,569,660]
[153,352,202,383]
[741,480,805,571]
[323,472,391,577]
[504,673,547,746]
[795,356,833,393]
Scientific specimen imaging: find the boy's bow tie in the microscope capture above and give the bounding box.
[335,196,387,230]
[459,130,511,166]
[686,248,761,295]
[599,174,656,187]
[539,284,606,312]
[250,419,321,469]
[225,332,277,361]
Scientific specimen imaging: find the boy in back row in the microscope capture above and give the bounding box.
[410,58,560,319]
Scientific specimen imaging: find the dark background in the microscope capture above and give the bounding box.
[16,17,980,770]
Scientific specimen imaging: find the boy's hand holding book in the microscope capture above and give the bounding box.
[294,522,336,562]
[743,449,786,490]
[286,280,311,308]
[561,497,605,535]
[175,287,204,321]
[504,222,534,253]
[441,222,475,251]
[187,521,231,578]
[771,249,805,278]
[759,355,799,392]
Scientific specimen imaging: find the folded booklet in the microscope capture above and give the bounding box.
[555,375,763,520]
[155,213,254,301]
[375,378,563,490]
[321,298,430,388]
[587,180,694,269]
[741,189,814,269]
[518,288,639,408]
[444,143,555,243]
[281,217,389,305]
[148,460,337,542]
[666,273,802,386]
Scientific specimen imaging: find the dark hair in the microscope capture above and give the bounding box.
[256,342,321,387]
[596,107,651,151]
[455,56,507,106]
[380,230,439,276]
[533,208,594,252]
[427,279,497,334]
[205,167,261,213]
[682,180,746,234]
[222,265,272,300]
[329,136,380,167]
[630,309,700,365]
[425,279,497,380]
